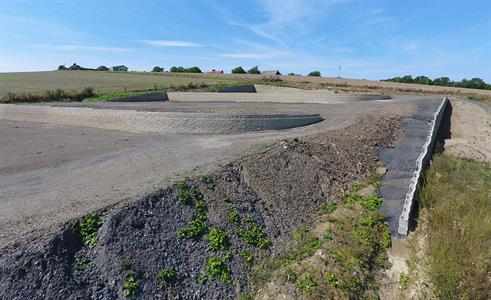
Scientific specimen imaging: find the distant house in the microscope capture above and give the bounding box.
[206,69,224,74]
[111,65,128,72]
[262,70,281,76]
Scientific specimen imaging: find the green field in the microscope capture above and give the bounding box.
[0,71,237,97]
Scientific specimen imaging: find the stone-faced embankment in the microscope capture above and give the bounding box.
[0,104,322,134]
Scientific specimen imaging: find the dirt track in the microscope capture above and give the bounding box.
[444,98,491,162]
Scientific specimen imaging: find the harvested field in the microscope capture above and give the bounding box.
[0,71,236,98]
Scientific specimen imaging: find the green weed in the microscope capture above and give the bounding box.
[239,250,254,264]
[177,217,208,239]
[177,191,191,205]
[201,255,232,284]
[295,275,316,294]
[122,270,139,298]
[324,272,338,287]
[237,215,271,249]
[74,257,89,268]
[399,273,410,290]
[207,227,229,251]
[79,213,103,247]
[157,267,175,284]
[227,209,240,224]
[200,176,215,190]
[322,202,337,214]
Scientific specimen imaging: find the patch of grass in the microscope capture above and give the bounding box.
[324,272,338,287]
[292,228,305,241]
[82,91,146,102]
[238,292,255,300]
[321,202,337,214]
[157,267,175,284]
[195,200,207,220]
[207,227,229,251]
[351,183,365,192]
[295,275,316,294]
[418,154,491,299]
[251,173,391,299]
[237,215,271,249]
[239,250,254,264]
[191,187,203,200]
[468,94,491,106]
[122,270,139,298]
[399,273,410,290]
[1,87,94,103]
[227,209,240,224]
[343,193,382,211]
[272,164,280,172]
[74,257,89,268]
[196,273,208,284]
[200,255,232,285]
[200,176,215,190]
[176,179,189,191]
[224,195,232,203]
[177,191,192,205]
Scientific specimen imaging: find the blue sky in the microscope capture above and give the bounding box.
[1,0,490,81]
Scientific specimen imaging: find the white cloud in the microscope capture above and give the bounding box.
[142,40,203,47]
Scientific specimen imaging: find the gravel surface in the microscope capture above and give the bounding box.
[0,115,402,300]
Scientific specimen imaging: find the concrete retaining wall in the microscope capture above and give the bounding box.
[217,85,256,93]
[168,92,391,104]
[0,104,322,134]
[110,92,168,102]
[397,97,448,235]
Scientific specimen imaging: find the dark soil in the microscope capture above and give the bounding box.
[0,114,401,300]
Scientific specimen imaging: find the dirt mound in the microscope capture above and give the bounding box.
[0,115,401,299]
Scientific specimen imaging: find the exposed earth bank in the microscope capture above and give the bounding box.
[0,115,401,299]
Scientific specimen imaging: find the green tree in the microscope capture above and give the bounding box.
[152,66,163,72]
[57,65,68,71]
[432,77,452,86]
[308,71,321,77]
[170,66,185,73]
[414,76,432,85]
[231,66,246,74]
[186,66,202,73]
[247,66,261,74]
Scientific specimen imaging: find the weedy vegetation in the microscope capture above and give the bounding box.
[251,174,391,299]
[207,227,229,251]
[236,214,271,249]
[69,213,103,247]
[200,176,215,190]
[122,270,140,298]
[157,267,175,284]
[415,154,491,299]
[199,255,232,285]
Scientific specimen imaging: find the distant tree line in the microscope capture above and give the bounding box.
[58,63,324,77]
[169,66,202,73]
[383,75,491,90]
[58,63,109,71]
